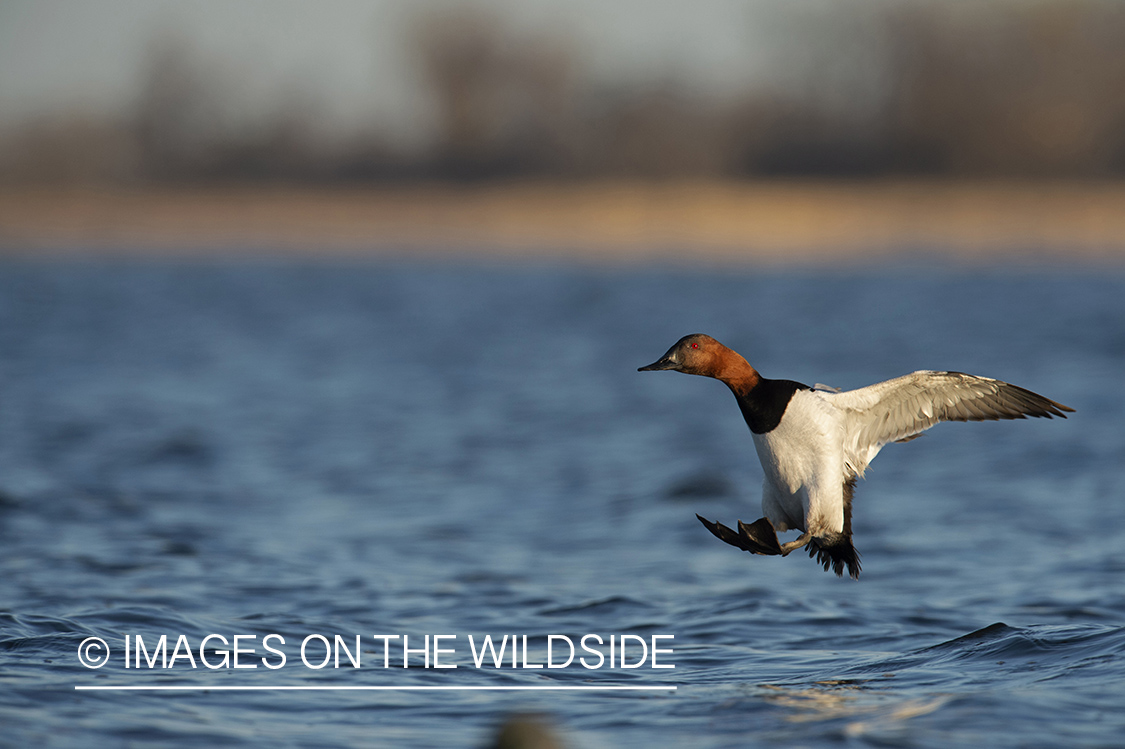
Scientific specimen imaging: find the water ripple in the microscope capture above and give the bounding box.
[0,262,1122,747]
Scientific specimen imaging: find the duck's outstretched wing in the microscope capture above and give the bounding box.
[831,370,1073,477]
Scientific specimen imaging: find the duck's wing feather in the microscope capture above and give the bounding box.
[831,370,1073,477]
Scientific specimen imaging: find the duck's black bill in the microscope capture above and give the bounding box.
[638,358,677,372]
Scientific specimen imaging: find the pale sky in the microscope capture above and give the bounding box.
[0,0,789,147]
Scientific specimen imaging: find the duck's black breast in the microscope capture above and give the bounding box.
[735,378,811,434]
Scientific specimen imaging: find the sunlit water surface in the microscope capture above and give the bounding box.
[0,260,1122,747]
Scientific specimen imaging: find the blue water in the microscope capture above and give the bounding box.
[0,259,1123,747]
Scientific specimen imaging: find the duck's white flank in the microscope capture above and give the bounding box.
[752,389,845,537]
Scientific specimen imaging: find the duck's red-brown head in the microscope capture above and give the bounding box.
[638,334,759,391]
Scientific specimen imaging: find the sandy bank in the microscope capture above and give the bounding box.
[2,181,1124,264]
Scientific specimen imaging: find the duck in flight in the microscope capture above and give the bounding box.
[639,334,1073,579]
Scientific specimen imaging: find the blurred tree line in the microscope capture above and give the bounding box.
[3,0,1125,184]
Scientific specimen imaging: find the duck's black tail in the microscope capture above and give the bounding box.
[807,537,861,579]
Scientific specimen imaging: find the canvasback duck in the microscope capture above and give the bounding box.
[639,334,1073,579]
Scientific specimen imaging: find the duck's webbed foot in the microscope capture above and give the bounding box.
[696,514,784,556]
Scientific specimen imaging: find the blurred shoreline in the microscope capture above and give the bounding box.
[2,180,1124,265]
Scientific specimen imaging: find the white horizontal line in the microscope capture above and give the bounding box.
[75,685,676,692]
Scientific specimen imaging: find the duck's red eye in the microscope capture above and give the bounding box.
[691,343,699,349]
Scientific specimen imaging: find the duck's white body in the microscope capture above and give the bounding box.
[753,390,844,536]
[754,370,1065,539]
